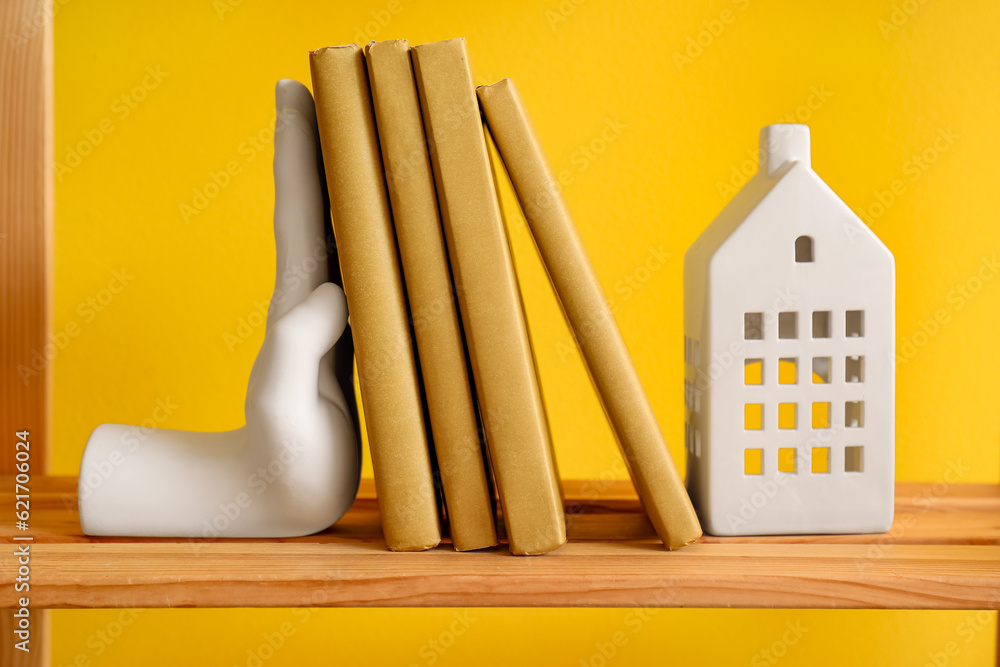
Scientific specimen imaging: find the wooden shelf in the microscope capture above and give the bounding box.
[2,476,998,610]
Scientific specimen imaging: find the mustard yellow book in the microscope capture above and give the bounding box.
[365,40,497,552]
[309,44,440,551]
[411,38,565,556]
[478,78,702,549]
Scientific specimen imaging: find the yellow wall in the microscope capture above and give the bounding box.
[51,0,998,664]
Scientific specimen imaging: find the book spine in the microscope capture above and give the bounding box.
[309,44,440,551]
[365,40,497,552]
[411,39,565,556]
[477,78,702,549]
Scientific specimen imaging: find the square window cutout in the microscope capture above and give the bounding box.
[778,447,797,473]
[744,359,763,385]
[778,312,798,339]
[812,311,831,338]
[846,355,864,383]
[845,446,864,472]
[846,310,864,337]
[744,449,763,475]
[811,447,830,473]
[812,402,831,429]
[778,403,797,429]
[845,401,865,428]
[744,403,763,430]
[812,357,831,384]
[744,313,763,340]
[778,358,797,385]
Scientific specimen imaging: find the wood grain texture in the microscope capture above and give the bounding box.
[1,477,998,610]
[1,0,52,474]
[0,610,48,667]
[1,1,52,663]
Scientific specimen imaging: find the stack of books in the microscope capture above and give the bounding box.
[309,38,702,555]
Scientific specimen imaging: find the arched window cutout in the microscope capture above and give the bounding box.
[795,235,814,262]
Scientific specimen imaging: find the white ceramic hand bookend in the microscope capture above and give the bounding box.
[78,80,361,538]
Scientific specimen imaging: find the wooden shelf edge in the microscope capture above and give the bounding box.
[2,476,998,610]
[5,542,1000,611]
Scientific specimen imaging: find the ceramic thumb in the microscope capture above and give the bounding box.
[247,282,349,412]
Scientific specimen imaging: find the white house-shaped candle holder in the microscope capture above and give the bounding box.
[684,124,895,536]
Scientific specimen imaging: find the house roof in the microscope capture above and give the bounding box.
[686,125,891,271]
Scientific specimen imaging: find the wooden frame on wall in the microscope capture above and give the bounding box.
[2,0,52,664]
